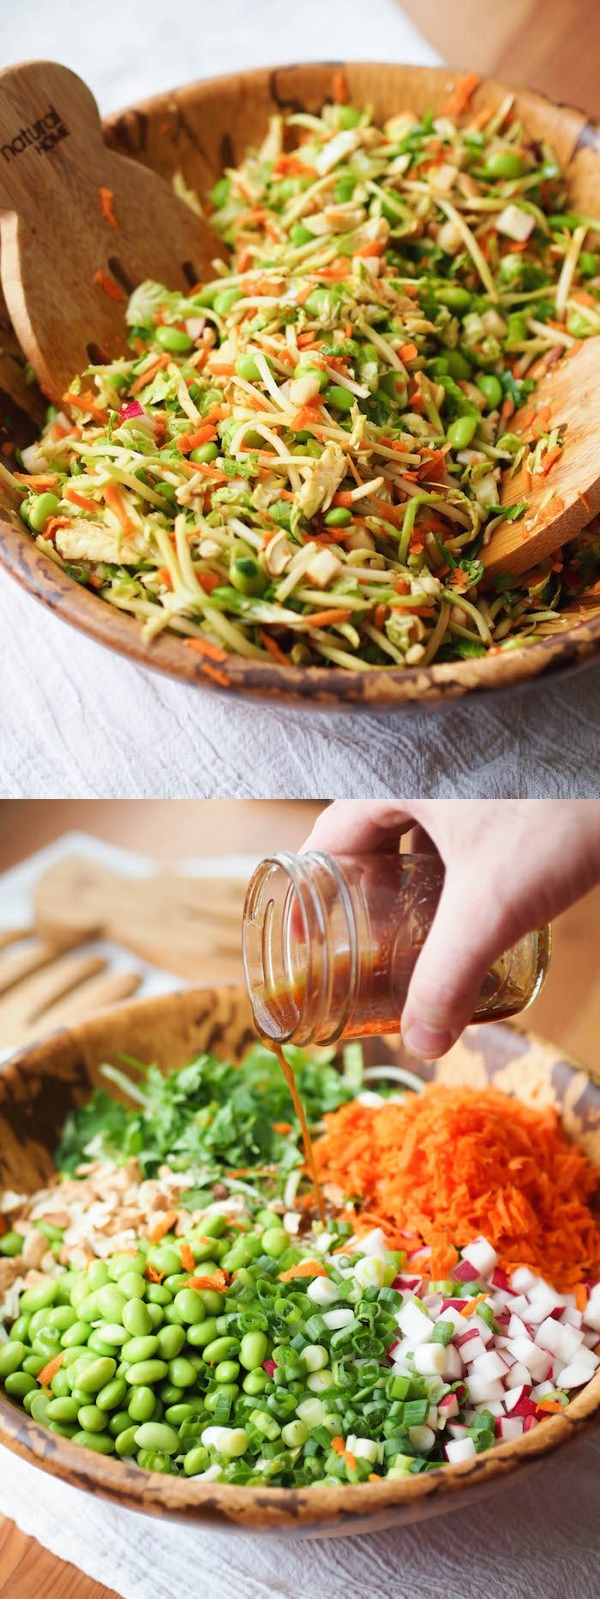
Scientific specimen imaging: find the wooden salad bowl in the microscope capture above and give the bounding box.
[0,63,599,708]
[0,984,598,1536]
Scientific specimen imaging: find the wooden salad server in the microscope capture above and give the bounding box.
[0,59,223,405]
[484,336,600,578]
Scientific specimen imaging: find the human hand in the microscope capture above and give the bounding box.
[301,800,600,1058]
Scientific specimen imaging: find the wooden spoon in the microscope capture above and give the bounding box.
[0,59,222,402]
[483,338,600,579]
[0,928,142,1051]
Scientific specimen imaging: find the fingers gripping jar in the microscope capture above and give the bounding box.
[242,852,550,1047]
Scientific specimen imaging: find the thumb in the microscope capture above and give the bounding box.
[401,864,528,1058]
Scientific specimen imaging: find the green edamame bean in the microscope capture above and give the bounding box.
[72,1430,115,1454]
[168,1357,197,1388]
[447,414,479,448]
[187,1317,218,1348]
[184,1446,210,1476]
[164,1273,189,1294]
[0,1340,26,1376]
[197,1215,226,1239]
[127,1385,156,1422]
[137,1448,171,1472]
[47,1419,77,1438]
[115,1425,139,1456]
[213,287,243,317]
[134,1421,179,1454]
[21,1281,57,1313]
[230,556,267,597]
[262,1229,288,1259]
[235,354,261,381]
[109,1410,133,1436]
[94,1285,127,1322]
[242,1369,269,1395]
[46,1397,79,1423]
[120,1298,152,1337]
[61,1321,93,1349]
[215,1360,240,1384]
[30,1391,51,1424]
[0,1230,23,1257]
[32,1333,61,1360]
[159,1382,184,1405]
[157,1324,186,1360]
[446,349,472,379]
[325,384,354,413]
[23,1354,48,1377]
[146,1284,172,1306]
[76,1293,100,1323]
[77,1357,117,1394]
[109,1253,147,1281]
[155,324,194,353]
[164,1402,199,1424]
[10,1316,31,1342]
[173,1289,205,1326]
[46,1306,77,1332]
[324,506,352,527]
[94,1322,129,1347]
[204,1384,239,1410]
[477,373,503,409]
[86,1260,110,1290]
[50,1367,71,1395]
[27,493,61,533]
[96,1377,128,1412]
[122,1335,158,1365]
[239,1331,268,1371]
[148,1247,181,1277]
[146,1303,164,1330]
[62,1346,92,1367]
[126,1359,168,1385]
[5,1371,37,1399]
[201,1337,239,1366]
[77,1404,107,1433]
[482,149,525,179]
[190,441,219,464]
[119,1272,146,1301]
[192,1238,226,1263]
[87,1334,117,1357]
[435,284,472,310]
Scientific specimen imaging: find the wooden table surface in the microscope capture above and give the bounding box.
[1,798,600,1596]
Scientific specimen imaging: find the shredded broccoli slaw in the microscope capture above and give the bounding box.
[10,88,600,671]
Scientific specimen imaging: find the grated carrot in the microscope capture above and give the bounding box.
[104,482,134,536]
[278,1260,329,1281]
[179,1242,195,1272]
[442,73,480,119]
[36,1352,66,1387]
[313,1085,600,1289]
[99,187,118,228]
[186,1269,229,1292]
[93,268,125,302]
[148,1209,178,1245]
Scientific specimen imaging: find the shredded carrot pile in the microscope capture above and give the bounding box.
[313,1085,600,1288]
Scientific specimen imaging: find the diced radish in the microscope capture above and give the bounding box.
[438,1393,459,1419]
[506,1337,552,1382]
[491,1268,512,1292]
[511,1267,539,1294]
[453,1260,480,1283]
[506,1294,532,1319]
[473,1313,494,1346]
[582,1329,600,1348]
[413,1344,447,1377]
[509,1393,538,1419]
[427,1406,438,1429]
[583,1287,600,1334]
[483,1401,504,1416]
[438,1307,465,1335]
[185,316,205,339]
[442,1344,463,1380]
[441,1298,468,1313]
[503,1384,532,1413]
[445,1437,477,1464]
[496,1416,524,1440]
[448,1422,469,1440]
[119,400,144,420]
[392,1274,421,1291]
[396,1300,433,1345]
[557,1350,599,1388]
[262,1359,277,1376]
[526,1287,565,1325]
[458,1333,488,1363]
[523,1414,538,1432]
[532,1380,554,1399]
[470,1350,508,1382]
[390,1337,413,1368]
[508,1313,529,1340]
[561,1308,583,1330]
[422,1294,444,1318]
[460,1238,499,1277]
[505,1362,533,1389]
[464,1374,505,1404]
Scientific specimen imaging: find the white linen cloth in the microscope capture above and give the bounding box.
[0,1433,598,1598]
[2,0,598,798]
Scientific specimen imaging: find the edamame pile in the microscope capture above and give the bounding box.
[8,85,600,670]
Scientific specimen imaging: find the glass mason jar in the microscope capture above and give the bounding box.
[242,851,551,1048]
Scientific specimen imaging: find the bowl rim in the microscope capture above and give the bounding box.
[0,984,598,1530]
[1,60,600,708]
